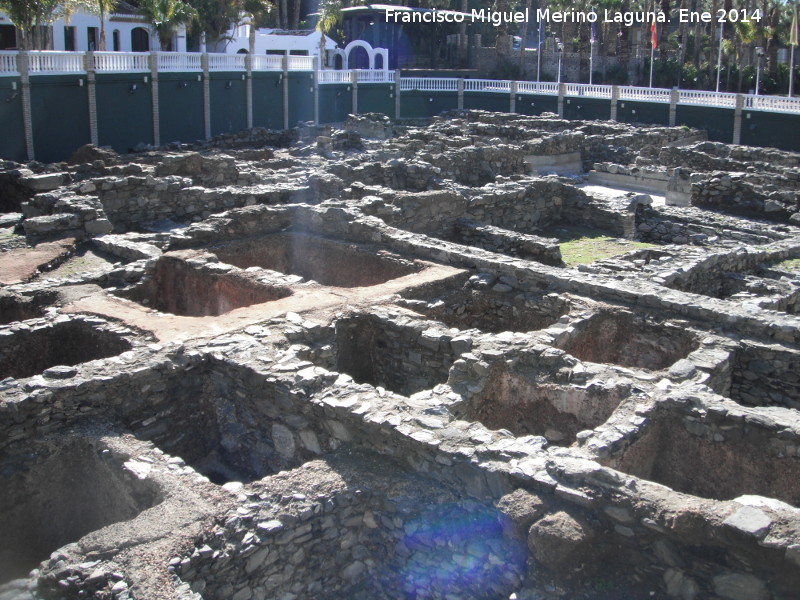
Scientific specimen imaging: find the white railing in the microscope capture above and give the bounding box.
[208,53,246,71]
[564,83,613,98]
[28,51,85,74]
[517,81,559,95]
[356,69,394,83]
[319,70,352,84]
[0,51,18,76]
[252,55,283,71]
[400,77,459,91]
[619,85,671,103]
[679,89,737,108]
[287,55,314,70]
[744,94,800,113]
[93,52,149,73]
[157,52,201,72]
[464,78,511,92]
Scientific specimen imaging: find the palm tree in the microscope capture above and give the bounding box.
[316,0,342,69]
[138,0,198,51]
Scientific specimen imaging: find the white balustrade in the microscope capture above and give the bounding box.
[744,94,800,113]
[28,51,85,74]
[252,55,283,71]
[0,51,18,76]
[564,83,613,98]
[157,52,201,72]
[679,90,737,107]
[400,77,459,91]
[517,81,559,95]
[208,53,246,71]
[93,52,149,73]
[464,78,511,92]
[287,56,314,70]
[318,70,352,84]
[619,86,671,103]
[355,69,394,83]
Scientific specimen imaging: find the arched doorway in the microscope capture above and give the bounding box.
[131,27,149,52]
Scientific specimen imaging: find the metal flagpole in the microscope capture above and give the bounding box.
[649,18,656,88]
[790,4,798,97]
[715,21,724,93]
[537,19,543,83]
[590,11,596,85]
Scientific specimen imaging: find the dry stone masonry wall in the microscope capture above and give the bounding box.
[1,111,800,600]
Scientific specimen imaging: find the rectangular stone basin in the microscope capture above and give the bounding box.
[0,436,161,583]
[0,318,133,380]
[210,233,421,288]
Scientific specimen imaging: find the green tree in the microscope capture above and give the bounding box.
[189,0,242,49]
[0,0,80,49]
[315,0,341,69]
[137,0,199,50]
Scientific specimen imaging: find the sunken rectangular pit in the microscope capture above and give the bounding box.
[0,318,133,380]
[729,342,800,410]
[457,366,631,445]
[556,311,699,371]
[128,363,328,485]
[209,233,422,288]
[332,314,460,397]
[118,255,292,317]
[610,407,800,506]
[0,436,161,583]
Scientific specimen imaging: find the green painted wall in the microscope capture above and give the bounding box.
[676,105,734,143]
[158,73,204,145]
[564,97,611,120]
[288,72,315,126]
[464,92,510,113]
[741,111,800,151]
[358,84,395,118]
[95,73,153,153]
[30,75,90,163]
[209,72,246,136]
[319,84,351,123]
[0,77,25,163]
[252,72,283,130]
[617,100,670,126]
[515,94,558,115]
[400,91,458,118]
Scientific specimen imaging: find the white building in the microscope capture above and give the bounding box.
[0,3,187,52]
[213,18,337,60]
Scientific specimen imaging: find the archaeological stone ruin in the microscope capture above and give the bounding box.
[0,111,799,600]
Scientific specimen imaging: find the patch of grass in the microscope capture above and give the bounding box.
[544,224,657,266]
[776,258,800,273]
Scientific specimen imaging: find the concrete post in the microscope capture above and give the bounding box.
[610,85,619,121]
[149,52,160,146]
[282,54,289,129]
[245,53,253,130]
[733,93,744,145]
[669,88,679,127]
[351,70,358,116]
[201,53,211,140]
[17,51,35,161]
[458,78,464,110]
[557,83,565,117]
[394,70,401,119]
[510,81,518,113]
[313,55,320,126]
[84,52,99,146]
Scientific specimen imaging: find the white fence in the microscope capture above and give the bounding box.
[28,51,85,74]
[93,52,149,73]
[619,86,671,103]
[0,51,18,76]
[157,52,201,72]
[400,77,459,91]
[252,55,283,71]
[464,78,511,92]
[2,50,799,115]
[208,53,246,71]
[517,81,559,95]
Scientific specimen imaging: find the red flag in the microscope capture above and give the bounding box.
[651,19,657,50]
